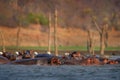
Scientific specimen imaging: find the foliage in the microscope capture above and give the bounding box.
[26,13,49,26]
[26,13,36,24]
[38,14,49,25]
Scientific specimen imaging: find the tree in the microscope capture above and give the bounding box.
[48,12,52,53]
[84,8,109,55]
[93,19,108,55]
[54,8,58,56]
[15,0,21,50]
[0,31,6,52]
[87,29,95,55]
[13,0,27,49]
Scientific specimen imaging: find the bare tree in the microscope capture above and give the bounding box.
[54,8,58,56]
[92,19,108,55]
[9,0,20,49]
[0,31,6,52]
[84,8,109,55]
[87,29,95,55]
[16,23,21,50]
[48,12,52,53]
[15,0,24,50]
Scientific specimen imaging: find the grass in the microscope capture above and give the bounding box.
[105,46,120,51]
[0,46,120,52]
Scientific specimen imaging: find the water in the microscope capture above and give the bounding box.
[0,64,120,80]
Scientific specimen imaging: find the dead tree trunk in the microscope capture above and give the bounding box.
[100,33,105,55]
[48,12,52,53]
[100,24,108,55]
[0,31,6,52]
[54,8,58,56]
[15,0,21,50]
[87,30,95,55]
[16,24,21,50]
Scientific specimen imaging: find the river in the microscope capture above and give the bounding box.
[0,64,120,80]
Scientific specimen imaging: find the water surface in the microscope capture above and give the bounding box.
[0,64,120,80]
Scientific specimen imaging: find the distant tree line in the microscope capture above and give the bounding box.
[0,0,120,30]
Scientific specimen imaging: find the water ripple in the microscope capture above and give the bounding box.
[0,64,120,80]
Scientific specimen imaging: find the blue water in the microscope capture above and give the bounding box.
[0,64,120,80]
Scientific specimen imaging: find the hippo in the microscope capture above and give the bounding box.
[0,56,10,64]
[1,52,16,61]
[10,58,51,65]
[60,54,102,65]
[116,58,120,63]
[10,56,61,66]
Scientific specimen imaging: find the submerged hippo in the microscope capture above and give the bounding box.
[116,58,120,63]
[10,56,61,65]
[10,58,50,65]
[0,56,10,64]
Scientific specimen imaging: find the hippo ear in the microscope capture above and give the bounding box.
[15,52,19,55]
[0,52,3,55]
[47,51,51,54]
[34,52,38,55]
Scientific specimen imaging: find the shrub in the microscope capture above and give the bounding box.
[26,13,49,26]
[26,13,37,24]
[38,14,49,25]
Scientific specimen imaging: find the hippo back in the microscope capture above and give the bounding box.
[0,56,10,64]
[10,58,50,65]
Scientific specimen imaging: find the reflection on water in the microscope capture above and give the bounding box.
[0,64,120,80]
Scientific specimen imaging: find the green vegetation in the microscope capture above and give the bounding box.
[0,46,120,52]
[26,13,49,26]
[14,13,49,26]
[58,46,120,51]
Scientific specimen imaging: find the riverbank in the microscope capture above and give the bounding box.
[0,46,120,56]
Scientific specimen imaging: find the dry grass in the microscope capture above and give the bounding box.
[0,25,120,47]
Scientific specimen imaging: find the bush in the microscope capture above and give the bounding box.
[38,14,49,25]
[26,13,37,24]
[26,13,49,26]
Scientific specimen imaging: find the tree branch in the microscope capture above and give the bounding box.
[92,19,102,34]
